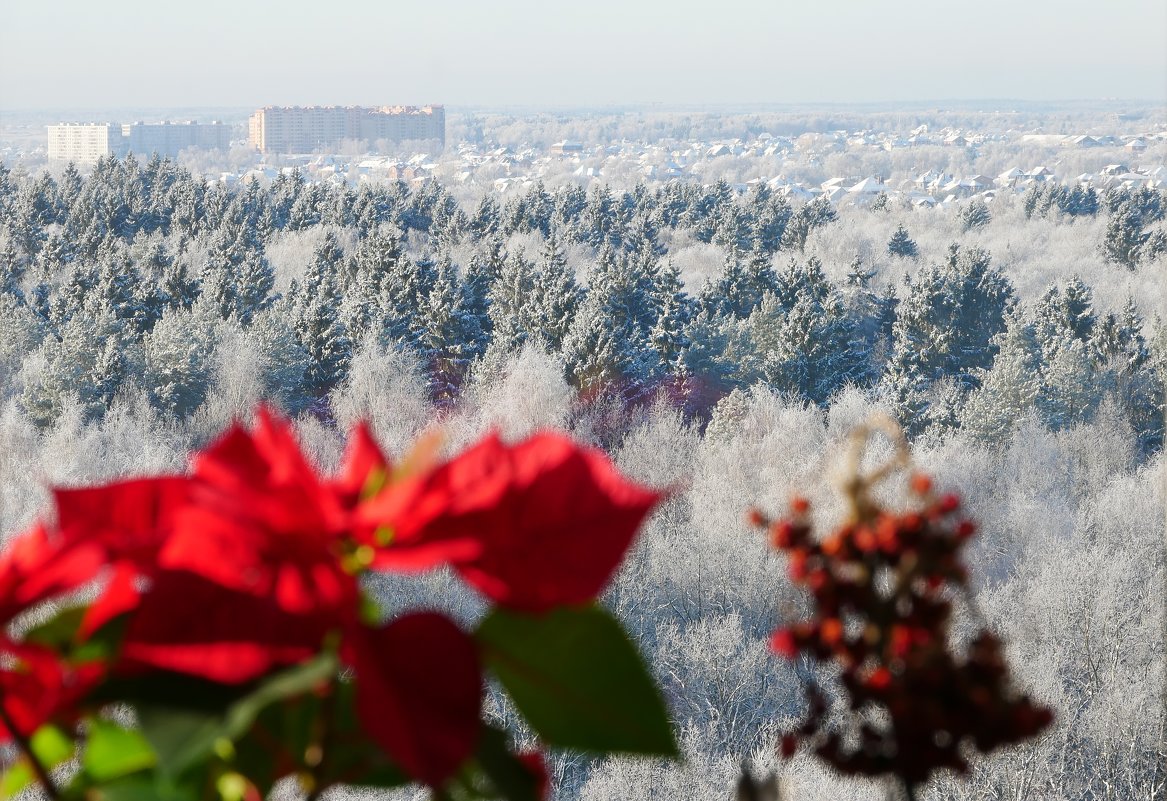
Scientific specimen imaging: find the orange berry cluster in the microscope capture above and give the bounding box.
[753,473,1052,787]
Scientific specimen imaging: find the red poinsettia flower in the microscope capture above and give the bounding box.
[51,477,191,637]
[342,612,483,786]
[53,476,191,568]
[118,570,333,683]
[157,408,357,617]
[0,523,105,627]
[0,639,103,741]
[330,421,390,507]
[361,431,663,612]
[356,433,512,570]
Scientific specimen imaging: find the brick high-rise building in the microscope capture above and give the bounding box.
[247,105,445,153]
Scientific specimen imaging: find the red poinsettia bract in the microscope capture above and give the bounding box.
[361,431,664,611]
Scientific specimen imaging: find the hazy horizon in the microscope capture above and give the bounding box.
[2,0,1164,111]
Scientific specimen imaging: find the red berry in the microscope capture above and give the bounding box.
[770,521,796,549]
[867,667,892,690]
[910,473,933,495]
[938,493,961,514]
[772,629,799,659]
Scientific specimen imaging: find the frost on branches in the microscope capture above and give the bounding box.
[0,408,675,801]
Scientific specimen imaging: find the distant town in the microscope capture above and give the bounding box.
[45,105,445,164]
[8,104,1165,211]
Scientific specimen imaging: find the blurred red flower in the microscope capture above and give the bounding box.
[361,431,663,611]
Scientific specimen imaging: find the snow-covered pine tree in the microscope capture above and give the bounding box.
[779,196,837,251]
[142,300,218,419]
[742,274,863,405]
[469,194,502,239]
[887,224,918,258]
[419,256,483,402]
[700,245,776,320]
[961,309,1043,444]
[233,249,275,325]
[488,248,540,355]
[841,256,895,384]
[291,234,352,396]
[882,244,1014,434]
[248,307,309,412]
[647,259,693,379]
[957,198,992,232]
[560,293,627,395]
[533,235,581,350]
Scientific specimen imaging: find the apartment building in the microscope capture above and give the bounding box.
[47,121,234,165]
[47,123,123,165]
[123,121,231,156]
[247,105,445,153]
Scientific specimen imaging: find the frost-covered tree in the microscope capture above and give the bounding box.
[532,236,581,351]
[142,301,217,419]
[488,248,541,355]
[961,310,1042,444]
[648,259,694,379]
[740,260,863,405]
[419,256,483,401]
[883,245,1014,434]
[779,196,836,251]
[887,224,918,258]
[290,235,352,396]
[956,198,992,232]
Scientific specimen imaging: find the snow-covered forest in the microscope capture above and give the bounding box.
[0,155,1163,800]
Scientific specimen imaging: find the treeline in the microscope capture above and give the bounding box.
[0,156,1162,457]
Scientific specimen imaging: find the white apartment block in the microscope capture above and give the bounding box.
[47,121,234,165]
[247,105,445,153]
[123,121,231,157]
[47,123,123,165]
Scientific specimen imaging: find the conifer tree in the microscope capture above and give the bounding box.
[533,235,581,350]
[234,250,275,325]
[887,224,918,258]
[676,309,737,413]
[957,198,992,232]
[470,194,502,239]
[743,277,862,405]
[488,248,540,354]
[142,301,217,419]
[842,256,895,383]
[701,247,775,320]
[561,294,627,394]
[780,196,837,251]
[882,245,1014,434]
[292,235,352,396]
[419,257,482,401]
[249,308,309,412]
[647,259,693,378]
[961,309,1043,444]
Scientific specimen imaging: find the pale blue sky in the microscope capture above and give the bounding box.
[1,0,1164,109]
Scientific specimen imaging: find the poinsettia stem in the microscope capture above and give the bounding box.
[303,683,337,801]
[0,702,62,801]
